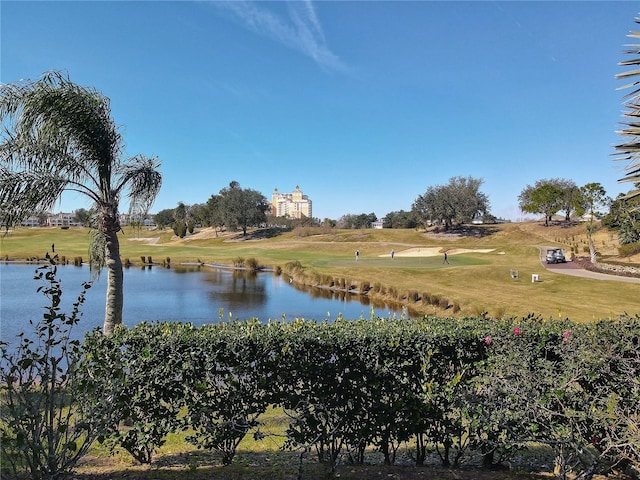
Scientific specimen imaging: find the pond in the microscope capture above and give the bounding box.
[0,263,406,342]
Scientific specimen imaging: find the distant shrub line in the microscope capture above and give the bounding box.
[282,261,460,315]
[618,241,640,257]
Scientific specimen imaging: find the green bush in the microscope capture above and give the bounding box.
[284,260,303,274]
[245,257,259,270]
[173,221,187,238]
[233,257,245,268]
[618,242,640,257]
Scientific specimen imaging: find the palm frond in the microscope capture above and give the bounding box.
[88,229,106,278]
[0,70,122,198]
[0,168,66,229]
[614,19,640,200]
[117,155,162,216]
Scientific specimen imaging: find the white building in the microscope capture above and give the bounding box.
[47,212,74,227]
[21,216,41,227]
[119,213,156,227]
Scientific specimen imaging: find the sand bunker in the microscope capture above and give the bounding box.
[380,247,495,258]
[126,237,159,244]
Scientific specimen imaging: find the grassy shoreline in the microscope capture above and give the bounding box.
[1,222,638,321]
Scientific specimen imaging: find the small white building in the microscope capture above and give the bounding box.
[47,212,74,227]
[21,216,41,227]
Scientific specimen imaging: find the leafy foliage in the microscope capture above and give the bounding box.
[382,210,418,228]
[183,320,272,465]
[74,315,640,478]
[518,179,564,225]
[336,212,378,229]
[412,176,489,229]
[0,259,101,480]
[602,193,640,245]
[218,181,270,235]
[153,208,176,229]
[80,322,190,464]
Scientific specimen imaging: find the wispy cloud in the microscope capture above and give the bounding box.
[216,0,346,73]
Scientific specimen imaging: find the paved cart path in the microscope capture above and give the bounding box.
[539,247,640,284]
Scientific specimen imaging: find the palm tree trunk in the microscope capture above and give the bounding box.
[587,221,598,266]
[588,235,598,265]
[103,220,123,336]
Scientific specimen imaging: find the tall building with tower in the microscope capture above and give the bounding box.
[271,185,312,219]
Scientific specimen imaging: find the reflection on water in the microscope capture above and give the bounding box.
[288,279,417,317]
[0,263,407,341]
[205,270,267,311]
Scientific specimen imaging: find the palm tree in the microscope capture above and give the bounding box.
[0,71,162,335]
[580,183,608,265]
[615,17,640,201]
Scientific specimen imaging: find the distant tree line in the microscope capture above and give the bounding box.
[154,181,270,238]
[151,175,493,233]
[149,174,637,242]
[517,178,610,227]
[336,212,378,229]
[332,176,495,231]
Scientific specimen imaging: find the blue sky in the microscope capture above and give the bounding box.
[2,1,638,221]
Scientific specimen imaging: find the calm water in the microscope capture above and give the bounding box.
[0,263,404,342]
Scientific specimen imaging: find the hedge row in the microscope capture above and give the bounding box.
[72,314,640,479]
